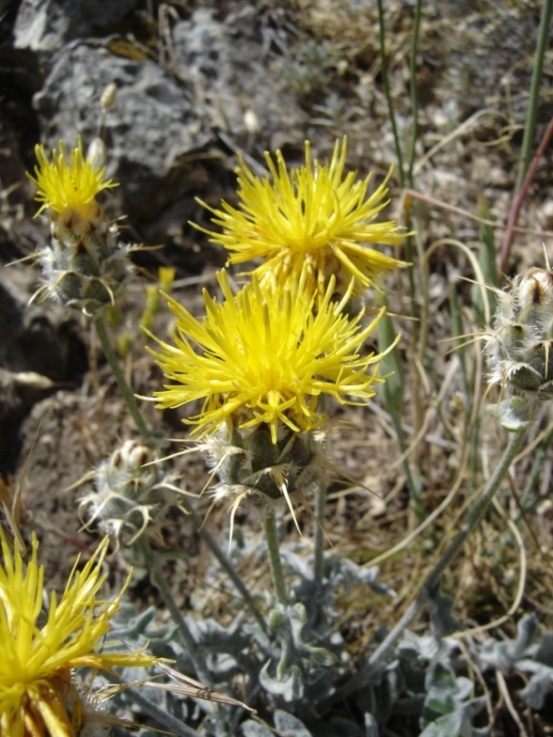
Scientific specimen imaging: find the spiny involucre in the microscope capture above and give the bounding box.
[26,137,133,314]
[487,267,553,398]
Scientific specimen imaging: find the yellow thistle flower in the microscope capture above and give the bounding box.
[27,136,117,219]
[194,137,409,299]
[0,531,156,737]
[149,269,397,444]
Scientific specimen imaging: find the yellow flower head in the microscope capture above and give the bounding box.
[27,136,117,218]
[0,531,156,737]
[194,137,409,299]
[149,269,396,443]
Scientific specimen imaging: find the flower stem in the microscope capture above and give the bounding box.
[264,509,287,604]
[313,478,327,595]
[182,497,268,633]
[407,0,422,190]
[514,0,552,193]
[138,537,213,688]
[368,426,526,666]
[333,426,526,700]
[376,0,404,189]
[94,314,149,439]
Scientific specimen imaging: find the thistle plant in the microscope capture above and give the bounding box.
[13,0,553,731]
[194,137,409,302]
[0,530,157,737]
[142,138,408,710]
[148,267,394,539]
[27,137,133,315]
[79,439,189,549]
[361,267,552,682]
[27,137,148,438]
[486,266,553,428]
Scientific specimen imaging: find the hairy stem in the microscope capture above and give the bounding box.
[139,537,213,688]
[313,478,327,595]
[264,509,287,604]
[182,498,268,633]
[94,314,149,439]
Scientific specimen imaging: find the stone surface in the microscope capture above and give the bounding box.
[14,0,139,51]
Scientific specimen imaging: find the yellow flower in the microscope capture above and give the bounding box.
[149,269,396,443]
[0,531,156,737]
[194,137,408,299]
[27,136,117,218]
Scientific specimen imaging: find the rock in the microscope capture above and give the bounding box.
[29,5,307,236]
[33,43,210,214]
[14,0,139,51]
[171,6,304,139]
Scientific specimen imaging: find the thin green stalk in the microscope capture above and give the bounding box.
[367,426,526,667]
[139,537,213,688]
[313,478,327,594]
[499,116,553,275]
[377,296,423,520]
[407,0,422,189]
[182,498,268,634]
[521,422,553,510]
[264,509,287,604]
[515,0,553,192]
[332,427,526,700]
[376,0,404,188]
[94,314,149,439]
[376,0,421,320]
[390,411,423,521]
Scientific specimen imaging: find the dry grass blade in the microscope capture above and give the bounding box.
[146,663,257,714]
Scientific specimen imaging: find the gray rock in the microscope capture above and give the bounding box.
[14,0,139,51]
[30,6,306,219]
[33,42,210,211]
[172,6,305,143]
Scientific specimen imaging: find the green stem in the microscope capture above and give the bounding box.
[368,427,526,666]
[313,478,327,594]
[139,537,213,688]
[376,0,418,325]
[521,422,553,510]
[181,497,268,634]
[94,314,149,439]
[264,509,287,604]
[376,0,404,188]
[333,427,526,700]
[407,0,422,189]
[514,0,553,192]
[390,410,423,521]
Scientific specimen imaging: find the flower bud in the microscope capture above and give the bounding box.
[27,138,133,314]
[79,440,183,547]
[487,267,553,398]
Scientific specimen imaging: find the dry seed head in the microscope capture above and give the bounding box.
[79,440,184,547]
[486,267,553,398]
